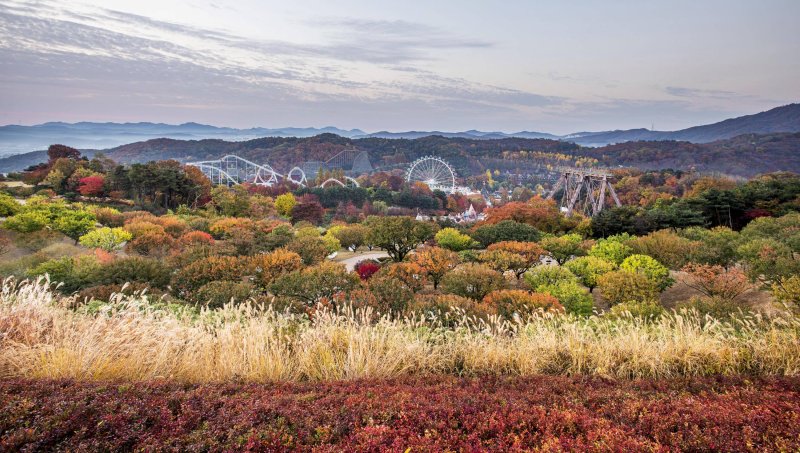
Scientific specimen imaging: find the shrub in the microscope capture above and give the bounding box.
[126,232,175,257]
[366,276,415,314]
[376,262,428,292]
[269,261,360,307]
[27,255,100,293]
[441,263,505,300]
[89,206,124,227]
[92,256,172,289]
[620,254,673,291]
[52,209,97,243]
[77,282,166,304]
[2,210,49,233]
[483,289,563,319]
[536,281,594,316]
[79,227,132,251]
[597,270,660,306]
[172,256,247,296]
[209,217,253,239]
[435,227,477,251]
[123,220,166,238]
[478,249,526,276]
[195,281,255,308]
[772,275,800,313]
[178,231,214,247]
[524,265,578,289]
[248,249,304,288]
[564,256,615,291]
[354,260,381,281]
[0,193,21,216]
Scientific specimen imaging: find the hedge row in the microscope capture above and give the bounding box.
[2,376,799,451]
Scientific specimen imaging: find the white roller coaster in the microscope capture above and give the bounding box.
[406,156,457,193]
[188,155,360,188]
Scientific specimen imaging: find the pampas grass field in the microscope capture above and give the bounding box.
[1,278,799,382]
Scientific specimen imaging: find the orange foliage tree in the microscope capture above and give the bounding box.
[409,246,460,289]
[487,241,544,279]
[480,197,564,233]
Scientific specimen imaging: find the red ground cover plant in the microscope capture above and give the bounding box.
[1,376,798,451]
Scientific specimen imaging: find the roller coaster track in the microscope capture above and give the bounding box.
[187,155,360,188]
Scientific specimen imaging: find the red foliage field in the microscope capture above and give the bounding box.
[2,376,799,451]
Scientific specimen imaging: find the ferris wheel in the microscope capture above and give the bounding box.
[406,156,457,193]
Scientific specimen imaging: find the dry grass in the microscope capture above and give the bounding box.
[1,278,799,382]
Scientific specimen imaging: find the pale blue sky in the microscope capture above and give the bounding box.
[0,0,797,133]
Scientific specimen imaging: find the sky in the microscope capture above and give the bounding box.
[0,0,798,134]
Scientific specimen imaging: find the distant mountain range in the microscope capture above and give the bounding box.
[1,103,797,158]
[0,122,366,156]
[0,103,799,176]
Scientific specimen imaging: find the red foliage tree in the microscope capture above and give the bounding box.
[78,175,105,196]
[291,196,325,225]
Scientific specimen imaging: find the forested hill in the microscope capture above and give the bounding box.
[101,131,800,178]
[1,132,799,178]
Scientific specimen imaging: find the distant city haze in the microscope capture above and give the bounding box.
[1,0,798,134]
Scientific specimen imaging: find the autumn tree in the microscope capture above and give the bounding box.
[564,256,615,292]
[629,229,695,270]
[480,197,565,233]
[435,227,477,251]
[620,254,673,291]
[375,262,428,292]
[681,263,753,303]
[275,193,296,217]
[364,216,436,262]
[470,220,541,247]
[332,224,368,251]
[487,241,544,279]
[286,235,330,265]
[441,263,506,300]
[77,175,105,196]
[410,246,460,289]
[541,233,586,265]
[588,234,634,265]
[524,265,579,289]
[291,196,324,225]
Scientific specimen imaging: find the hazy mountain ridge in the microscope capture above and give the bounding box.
[2,103,797,157]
